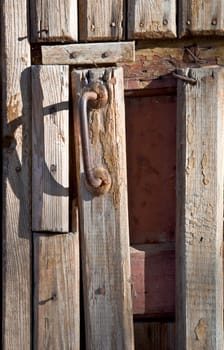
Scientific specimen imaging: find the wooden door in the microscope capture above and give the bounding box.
[2,0,224,349]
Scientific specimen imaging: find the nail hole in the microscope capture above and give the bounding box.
[102,52,109,58]
[15,165,22,172]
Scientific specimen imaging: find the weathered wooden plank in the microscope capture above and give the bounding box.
[32,65,69,232]
[131,243,175,316]
[30,0,77,42]
[134,321,175,350]
[79,0,124,41]
[33,212,79,350]
[128,0,176,39]
[176,67,224,349]
[41,42,135,65]
[1,0,31,348]
[179,0,224,37]
[72,67,134,349]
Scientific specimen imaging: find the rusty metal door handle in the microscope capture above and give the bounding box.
[79,82,111,195]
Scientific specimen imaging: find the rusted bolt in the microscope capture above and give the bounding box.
[211,19,217,25]
[163,19,168,25]
[101,52,109,58]
[90,24,95,31]
[111,22,116,27]
[186,20,191,25]
[139,22,144,28]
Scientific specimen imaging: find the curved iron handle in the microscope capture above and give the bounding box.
[79,84,111,195]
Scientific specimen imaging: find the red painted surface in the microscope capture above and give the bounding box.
[131,244,175,317]
[125,94,176,244]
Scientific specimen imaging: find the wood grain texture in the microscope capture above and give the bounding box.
[32,65,69,232]
[131,243,175,317]
[41,42,135,65]
[72,67,134,349]
[30,0,77,42]
[134,321,175,350]
[79,0,124,41]
[179,0,224,37]
[176,67,224,349]
[128,0,176,39]
[33,229,79,349]
[1,0,31,348]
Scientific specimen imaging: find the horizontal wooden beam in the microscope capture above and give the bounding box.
[134,321,175,350]
[131,243,175,317]
[41,42,135,65]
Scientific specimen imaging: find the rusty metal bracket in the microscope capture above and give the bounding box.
[79,81,111,195]
[172,70,197,85]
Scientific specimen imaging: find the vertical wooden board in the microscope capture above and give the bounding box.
[179,0,224,37]
[1,0,31,349]
[79,0,124,41]
[134,322,175,350]
[72,67,134,349]
[33,231,79,349]
[30,0,78,42]
[32,65,69,232]
[128,0,176,39]
[176,67,224,349]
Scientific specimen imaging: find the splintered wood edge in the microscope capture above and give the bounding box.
[41,42,135,65]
